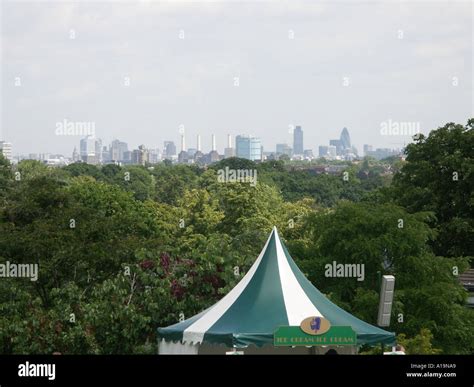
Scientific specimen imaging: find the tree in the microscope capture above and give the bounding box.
[298,201,474,353]
[391,119,474,258]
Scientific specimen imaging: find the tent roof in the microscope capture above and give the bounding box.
[158,227,395,347]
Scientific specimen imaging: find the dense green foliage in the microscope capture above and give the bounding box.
[0,119,473,354]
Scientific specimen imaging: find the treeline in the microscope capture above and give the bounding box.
[0,119,472,354]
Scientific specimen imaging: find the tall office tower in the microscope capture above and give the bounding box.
[212,134,216,152]
[197,135,201,152]
[293,126,303,155]
[79,135,99,163]
[163,141,176,159]
[236,135,262,161]
[95,138,103,164]
[340,127,351,149]
[109,139,129,162]
[80,135,95,157]
[0,141,13,161]
[224,134,235,158]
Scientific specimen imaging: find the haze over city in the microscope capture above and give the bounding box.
[1,1,472,156]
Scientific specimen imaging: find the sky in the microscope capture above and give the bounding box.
[1,0,473,156]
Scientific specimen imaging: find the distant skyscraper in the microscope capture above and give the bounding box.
[329,127,351,156]
[164,141,176,159]
[340,127,351,149]
[236,135,262,161]
[109,140,128,162]
[80,136,95,157]
[79,135,101,163]
[95,138,103,163]
[303,149,314,159]
[0,141,12,161]
[293,126,303,155]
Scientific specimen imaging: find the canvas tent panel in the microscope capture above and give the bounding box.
[158,339,199,355]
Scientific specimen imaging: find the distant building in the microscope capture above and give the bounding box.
[109,140,129,162]
[131,145,149,165]
[208,150,220,163]
[123,150,132,163]
[187,148,197,158]
[293,126,303,155]
[365,148,400,160]
[178,150,189,163]
[303,149,314,159]
[340,127,351,149]
[0,141,12,161]
[80,136,101,164]
[224,148,235,158]
[72,147,80,162]
[163,141,176,159]
[224,134,235,158]
[329,127,353,156]
[328,145,337,158]
[194,150,204,163]
[148,149,161,164]
[80,136,95,157]
[363,144,373,156]
[236,135,262,161]
[329,139,342,156]
[276,143,292,157]
[95,138,103,164]
[318,145,329,158]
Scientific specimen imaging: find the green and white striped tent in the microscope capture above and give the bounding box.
[158,227,395,354]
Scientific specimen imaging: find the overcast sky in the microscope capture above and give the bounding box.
[1,0,472,156]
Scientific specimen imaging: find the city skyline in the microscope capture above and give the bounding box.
[2,2,472,155]
[1,125,405,166]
